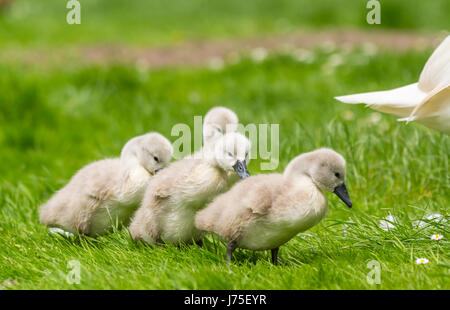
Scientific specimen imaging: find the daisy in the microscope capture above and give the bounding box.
[425,213,446,222]
[414,213,447,228]
[415,258,429,264]
[430,233,444,241]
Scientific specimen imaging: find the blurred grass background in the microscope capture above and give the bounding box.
[0,0,448,289]
[0,0,449,47]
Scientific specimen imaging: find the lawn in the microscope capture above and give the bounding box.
[0,0,449,290]
[0,45,449,289]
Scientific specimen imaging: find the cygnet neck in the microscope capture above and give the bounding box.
[201,143,221,166]
[120,152,151,177]
[283,155,317,188]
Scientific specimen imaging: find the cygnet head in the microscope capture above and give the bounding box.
[120,132,173,175]
[284,148,352,208]
[203,107,239,145]
[207,132,251,179]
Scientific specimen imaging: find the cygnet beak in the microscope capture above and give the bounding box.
[144,167,157,176]
[333,183,352,208]
[232,160,250,179]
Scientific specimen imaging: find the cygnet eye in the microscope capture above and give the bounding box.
[227,152,233,158]
[154,156,159,162]
[216,127,222,133]
[334,172,340,178]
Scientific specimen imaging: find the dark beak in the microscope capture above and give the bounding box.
[233,160,250,179]
[333,183,352,208]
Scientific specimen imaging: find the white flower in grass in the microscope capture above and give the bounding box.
[322,53,345,75]
[430,233,443,241]
[416,257,429,265]
[250,47,268,62]
[208,57,224,71]
[361,42,378,57]
[42,269,51,276]
[320,40,337,53]
[413,213,447,228]
[368,112,382,124]
[425,213,446,223]
[328,53,344,67]
[297,233,314,239]
[342,224,348,236]
[49,227,74,238]
[415,258,429,264]
[292,48,315,64]
[379,214,398,231]
[413,220,427,228]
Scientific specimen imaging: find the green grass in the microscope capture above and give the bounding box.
[0,46,449,289]
[1,0,449,48]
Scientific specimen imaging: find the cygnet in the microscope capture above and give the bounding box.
[195,148,352,265]
[39,132,173,236]
[129,132,251,245]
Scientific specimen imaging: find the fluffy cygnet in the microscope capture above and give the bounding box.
[39,132,173,236]
[188,106,239,160]
[195,148,352,265]
[129,132,251,245]
[203,106,239,145]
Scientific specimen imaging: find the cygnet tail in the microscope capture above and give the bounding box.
[38,196,61,226]
[194,209,212,233]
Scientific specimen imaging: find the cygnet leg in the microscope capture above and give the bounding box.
[195,239,203,248]
[226,241,237,265]
[271,247,279,265]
